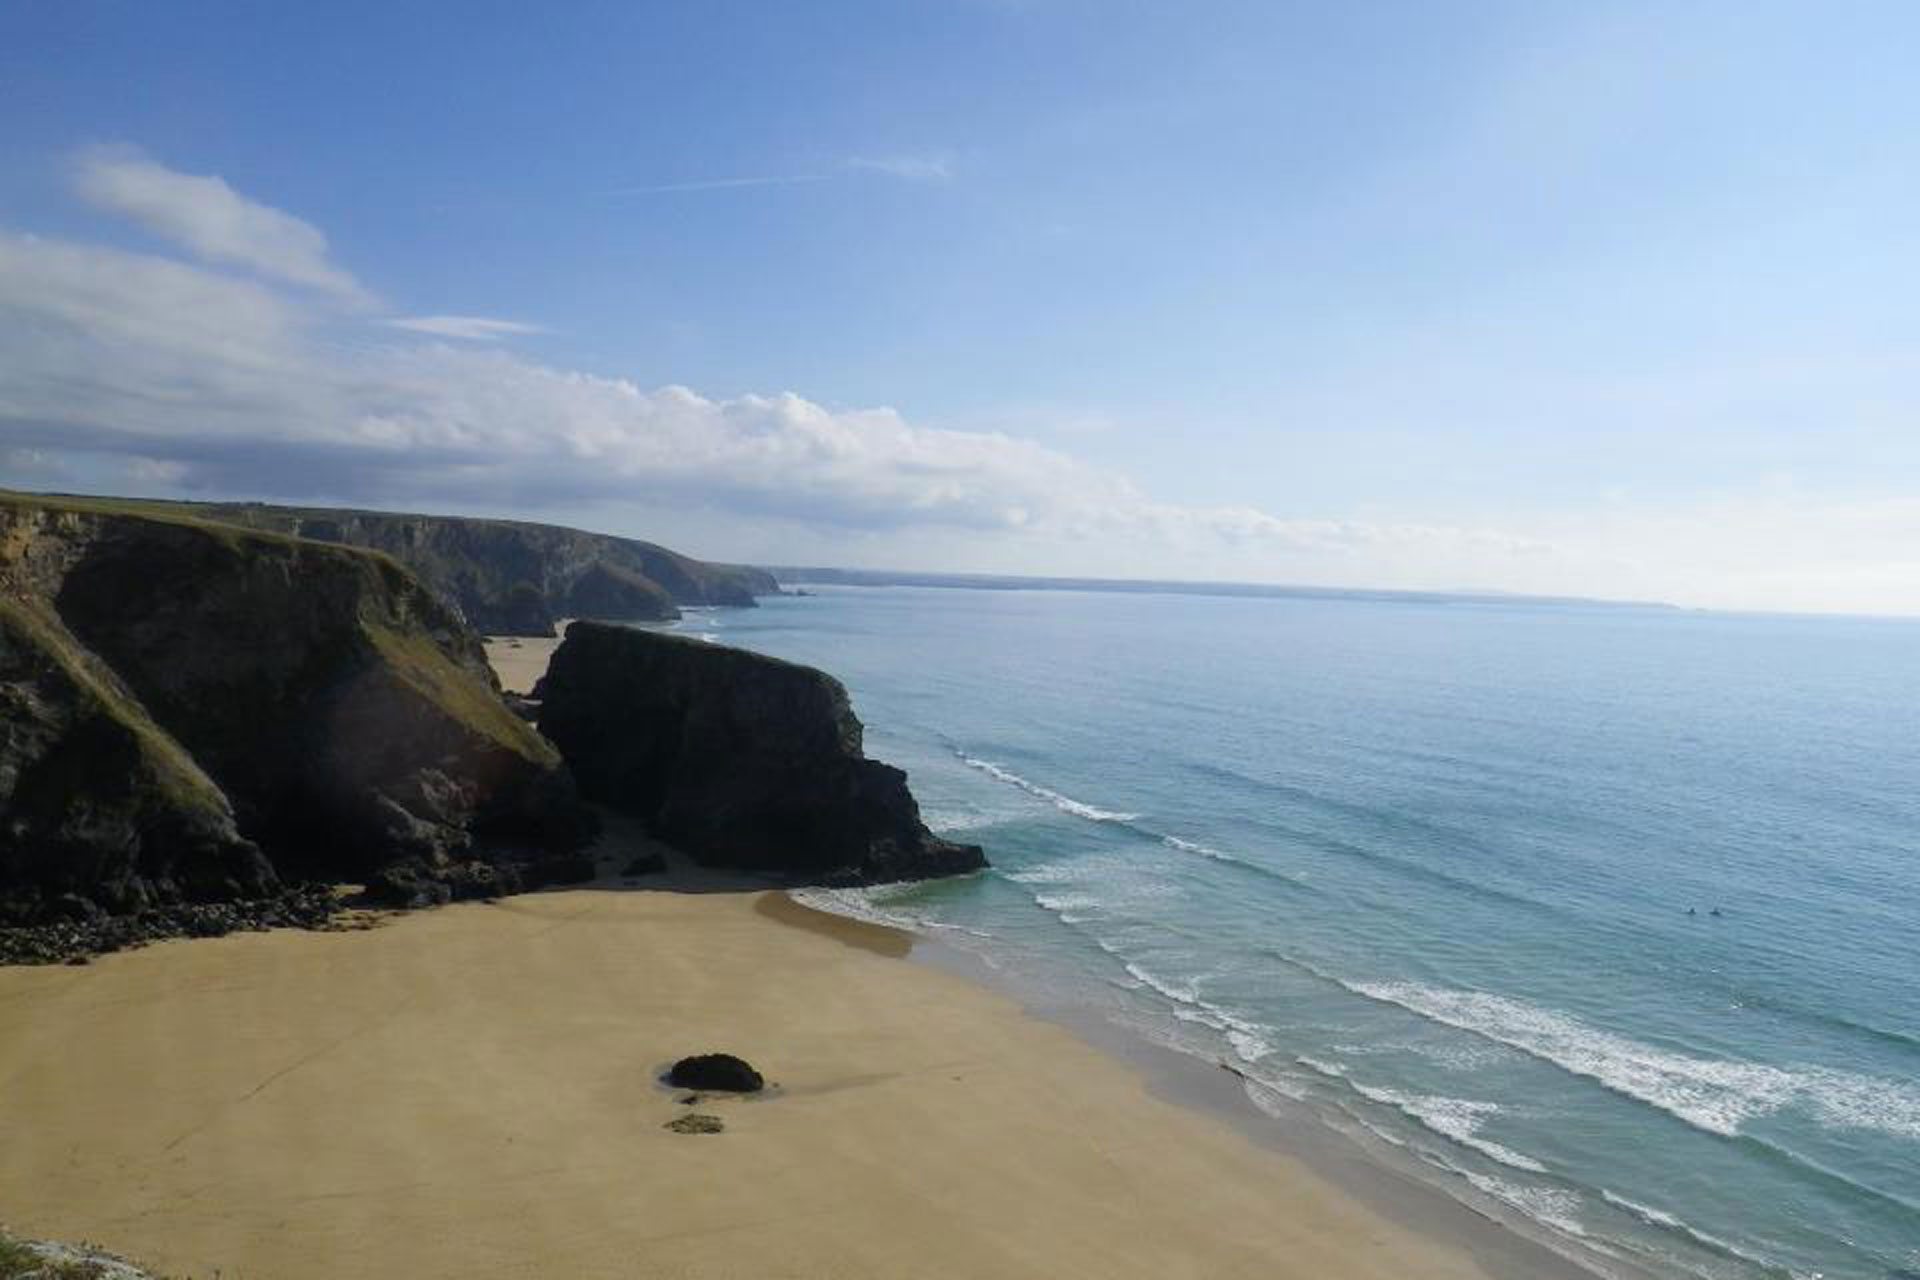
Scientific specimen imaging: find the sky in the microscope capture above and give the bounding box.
[2,1,1918,614]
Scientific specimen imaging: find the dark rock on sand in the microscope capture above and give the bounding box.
[666,1053,766,1092]
[0,491,595,935]
[539,622,987,885]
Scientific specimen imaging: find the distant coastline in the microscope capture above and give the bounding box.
[769,566,1679,613]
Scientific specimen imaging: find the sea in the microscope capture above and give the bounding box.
[665,583,1920,1280]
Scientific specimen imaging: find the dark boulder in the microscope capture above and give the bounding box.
[537,622,986,885]
[666,1053,765,1092]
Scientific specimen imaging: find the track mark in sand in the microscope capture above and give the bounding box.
[479,896,605,935]
[529,900,603,937]
[159,993,418,1154]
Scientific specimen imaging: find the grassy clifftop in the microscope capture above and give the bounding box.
[3,491,778,636]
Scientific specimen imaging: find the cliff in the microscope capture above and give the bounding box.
[537,621,985,885]
[182,501,779,635]
[0,492,594,928]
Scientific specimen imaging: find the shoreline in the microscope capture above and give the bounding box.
[861,902,1639,1280]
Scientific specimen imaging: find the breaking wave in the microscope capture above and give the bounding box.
[1349,982,1920,1144]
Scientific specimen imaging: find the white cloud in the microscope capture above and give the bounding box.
[0,215,1535,578]
[9,151,1915,614]
[384,315,546,341]
[72,146,369,302]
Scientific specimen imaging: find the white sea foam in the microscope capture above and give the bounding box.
[1294,1055,1544,1171]
[1599,1190,1687,1231]
[788,886,909,930]
[958,756,1141,823]
[1598,1189,1785,1271]
[1161,834,1229,860]
[1122,960,1199,1004]
[1462,1171,1589,1239]
[1348,1084,1547,1173]
[1239,1070,1309,1109]
[1113,960,1277,1062]
[920,807,1001,834]
[788,886,993,940]
[1350,981,1920,1142]
[1003,862,1080,886]
[1172,1006,1276,1062]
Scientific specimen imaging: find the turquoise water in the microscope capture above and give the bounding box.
[672,586,1920,1279]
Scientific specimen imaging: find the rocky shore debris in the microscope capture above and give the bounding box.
[666,1053,765,1093]
[0,1226,163,1278]
[663,1113,725,1135]
[0,886,347,967]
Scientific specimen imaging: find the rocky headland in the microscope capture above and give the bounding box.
[538,621,986,885]
[185,501,778,635]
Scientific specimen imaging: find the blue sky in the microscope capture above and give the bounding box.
[3,1,1918,612]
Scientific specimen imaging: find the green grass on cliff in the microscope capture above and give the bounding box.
[0,488,289,552]
[365,621,558,765]
[0,599,232,816]
[0,489,416,579]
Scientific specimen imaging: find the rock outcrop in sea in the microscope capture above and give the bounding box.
[185,501,779,635]
[0,493,596,929]
[537,621,987,885]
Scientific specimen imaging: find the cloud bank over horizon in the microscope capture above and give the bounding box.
[1,149,1915,616]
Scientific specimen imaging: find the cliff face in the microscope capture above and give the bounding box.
[0,596,274,917]
[537,621,985,885]
[0,494,594,924]
[187,502,778,636]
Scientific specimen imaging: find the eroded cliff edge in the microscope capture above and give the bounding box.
[538,621,986,885]
[0,493,595,930]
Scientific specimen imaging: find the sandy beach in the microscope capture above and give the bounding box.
[484,628,567,695]
[0,882,1595,1280]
